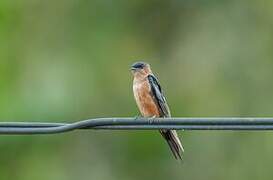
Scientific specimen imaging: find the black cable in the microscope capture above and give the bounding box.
[1,117,273,135]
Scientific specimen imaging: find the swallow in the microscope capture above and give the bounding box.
[131,61,184,160]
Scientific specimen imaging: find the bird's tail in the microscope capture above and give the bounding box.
[160,130,184,160]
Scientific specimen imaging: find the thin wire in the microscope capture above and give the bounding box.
[1,117,273,135]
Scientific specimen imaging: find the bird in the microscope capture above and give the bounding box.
[131,61,184,160]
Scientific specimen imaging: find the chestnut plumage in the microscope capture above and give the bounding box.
[131,62,184,160]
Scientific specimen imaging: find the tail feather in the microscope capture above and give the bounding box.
[160,130,184,160]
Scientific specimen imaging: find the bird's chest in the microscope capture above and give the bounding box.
[133,80,160,117]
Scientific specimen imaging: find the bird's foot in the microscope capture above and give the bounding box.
[133,115,142,120]
[148,115,157,124]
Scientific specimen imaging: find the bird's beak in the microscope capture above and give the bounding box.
[130,67,137,71]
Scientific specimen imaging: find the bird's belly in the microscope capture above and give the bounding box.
[133,82,160,117]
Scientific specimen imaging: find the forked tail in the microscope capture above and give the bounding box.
[160,130,184,160]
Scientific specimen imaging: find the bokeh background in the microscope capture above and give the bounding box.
[1,0,273,179]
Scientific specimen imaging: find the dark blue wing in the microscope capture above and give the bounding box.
[148,74,183,159]
[147,74,171,117]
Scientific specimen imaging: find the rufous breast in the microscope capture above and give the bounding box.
[133,77,160,117]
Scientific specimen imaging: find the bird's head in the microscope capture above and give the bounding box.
[130,61,152,78]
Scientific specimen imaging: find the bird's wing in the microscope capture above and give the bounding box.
[147,74,171,117]
[148,74,183,159]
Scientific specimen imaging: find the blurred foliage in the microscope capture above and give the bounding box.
[1,0,273,179]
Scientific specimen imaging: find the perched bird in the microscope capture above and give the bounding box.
[131,61,184,160]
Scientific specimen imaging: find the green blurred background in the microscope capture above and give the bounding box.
[1,0,273,179]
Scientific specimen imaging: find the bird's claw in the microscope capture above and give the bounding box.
[148,115,157,124]
[133,115,142,120]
